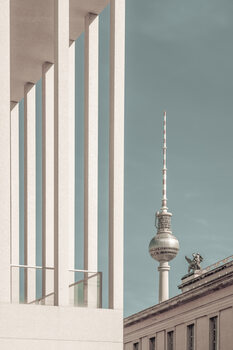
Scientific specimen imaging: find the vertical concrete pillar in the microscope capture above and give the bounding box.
[84,13,99,308]
[175,324,185,350]
[141,336,149,350]
[0,0,10,304]
[109,0,125,310]
[10,102,20,303]
[68,40,75,304]
[69,40,75,274]
[54,0,70,306]
[196,316,208,350]
[42,62,54,301]
[220,308,233,350]
[24,83,36,303]
[157,331,165,350]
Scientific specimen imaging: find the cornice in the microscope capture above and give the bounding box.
[124,270,233,327]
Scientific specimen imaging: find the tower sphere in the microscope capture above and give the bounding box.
[149,231,179,262]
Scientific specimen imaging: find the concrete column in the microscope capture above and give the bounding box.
[24,83,36,303]
[42,63,54,302]
[84,13,99,308]
[54,0,70,306]
[68,40,75,304]
[158,262,170,303]
[109,0,125,310]
[157,331,165,350]
[0,0,10,304]
[141,336,149,350]
[69,41,75,272]
[220,308,233,350]
[10,102,20,303]
[175,324,185,350]
[196,316,208,350]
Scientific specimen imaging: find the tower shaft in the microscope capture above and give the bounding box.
[158,262,170,303]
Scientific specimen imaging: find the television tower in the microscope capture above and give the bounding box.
[149,111,179,303]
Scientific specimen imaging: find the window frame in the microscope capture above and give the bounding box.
[209,315,218,350]
[167,329,174,350]
[149,336,156,350]
[187,323,195,350]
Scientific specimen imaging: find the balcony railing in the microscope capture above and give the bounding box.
[10,264,54,304]
[69,269,102,308]
[10,265,102,308]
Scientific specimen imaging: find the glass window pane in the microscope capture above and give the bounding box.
[209,317,218,350]
[187,324,194,350]
[149,337,155,350]
[167,331,174,350]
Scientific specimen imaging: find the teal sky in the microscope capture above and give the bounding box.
[124,0,233,316]
[18,0,233,317]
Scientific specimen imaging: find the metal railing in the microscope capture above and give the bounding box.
[69,269,102,308]
[10,264,54,304]
[28,292,55,305]
[10,265,103,308]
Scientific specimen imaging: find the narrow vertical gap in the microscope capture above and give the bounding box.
[75,33,85,284]
[42,66,46,300]
[98,4,110,309]
[19,99,24,303]
[23,90,28,304]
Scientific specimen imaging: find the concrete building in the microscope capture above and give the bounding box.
[0,0,125,349]
[124,256,233,350]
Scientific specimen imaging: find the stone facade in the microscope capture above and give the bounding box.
[124,259,233,350]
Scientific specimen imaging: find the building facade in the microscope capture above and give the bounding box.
[124,257,233,350]
[0,0,125,348]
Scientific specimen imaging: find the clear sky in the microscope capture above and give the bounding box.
[123,0,233,316]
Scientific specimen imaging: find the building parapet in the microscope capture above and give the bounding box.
[124,259,233,327]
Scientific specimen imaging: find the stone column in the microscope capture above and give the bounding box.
[54,0,70,306]
[109,0,125,310]
[42,62,54,302]
[10,102,20,303]
[68,40,75,277]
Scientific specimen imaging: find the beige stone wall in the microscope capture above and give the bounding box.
[124,284,233,350]
[219,307,233,350]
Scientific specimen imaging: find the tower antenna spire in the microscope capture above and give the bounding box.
[162,111,167,211]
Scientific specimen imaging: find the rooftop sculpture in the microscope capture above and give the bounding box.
[185,253,203,274]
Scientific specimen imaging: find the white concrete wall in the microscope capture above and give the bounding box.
[0,305,123,350]
[0,0,11,304]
